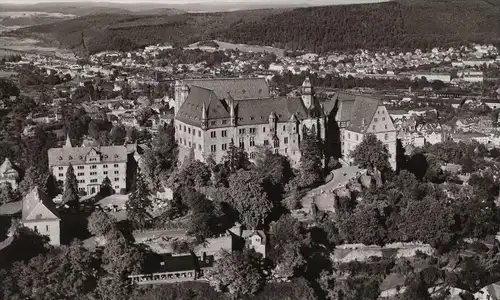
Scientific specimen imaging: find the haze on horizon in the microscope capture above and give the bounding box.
[3,0,391,5]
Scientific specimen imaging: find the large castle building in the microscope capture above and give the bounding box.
[174,77,397,170]
[174,77,325,166]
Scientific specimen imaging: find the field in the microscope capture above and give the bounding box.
[0,36,76,60]
[187,40,285,57]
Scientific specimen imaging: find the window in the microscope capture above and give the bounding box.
[46,225,49,232]
[90,172,97,176]
[385,133,389,140]
[189,141,191,147]
[114,178,119,182]
[114,170,119,175]
[284,148,288,154]
[374,118,378,122]
[210,145,216,152]
[382,117,386,121]
[104,171,108,175]
[356,135,359,141]
[192,129,195,136]
[79,188,85,192]
[198,130,201,137]
[249,137,255,147]
[222,130,227,137]
[249,128,256,134]
[250,152,256,159]
[222,120,228,125]
[114,164,119,168]
[211,131,216,138]
[222,143,227,151]
[385,125,388,130]
[90,165,97,169]
[90,179,98,183]
[239,128,246,134]
[348,133,351,139]
[115,185,120,189]
[373,125,376,130]
[239,137,245,149]
[264,140,269,146]
[77,166,84,170]
[283,125,286,131]
[188,127,191,134]
[77,172,84,176]
[103,164,108,168]
[284,137,288,144]
[198,144,202,150]
[210,121,216,126]
[183,125,186,132]
[58,173,63,177]
[58,167,63,170]
[263,127,266,133]
[79,179,85,184]
[274,138,279,148]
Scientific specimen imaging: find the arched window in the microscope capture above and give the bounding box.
[273,137,279,148]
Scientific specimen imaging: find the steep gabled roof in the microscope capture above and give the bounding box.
[0,158,18,178]
[322,92,356,121]
[236,97,309,126]
[346,96,382,133]
[176,85,230,127]
[184,78,270,100]
[48,145,128,167]
[22,187,59,222]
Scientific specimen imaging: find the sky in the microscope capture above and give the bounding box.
[4,0,390,4]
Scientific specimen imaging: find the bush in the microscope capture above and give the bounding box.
[119,188,127,195]
[78,190,87,197]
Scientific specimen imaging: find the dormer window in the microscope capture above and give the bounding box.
[58,156,63,160]
[114,154,119,158]
[68,156,73,160]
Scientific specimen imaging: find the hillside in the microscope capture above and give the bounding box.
[11,0,500,55]
[219,0,500,52]
[12,9,283,55]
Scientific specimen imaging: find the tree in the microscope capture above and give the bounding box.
[169,160,211,191]
[208,250,264,298]
[126,172,152,229]
[0,183,19,204]
[351,134,390,171]
[98,176,114,198]
[227,170,272,229]
[18,166,46,196]
[87,209,116,236]
[222,141,250,174]
[298,128,323,188]
[109,125,127,145]
[338,202,388,246]
[269,214,308,279]
[141,124,178,191]
[101,229,144,277]
[6,240,99,300]
[62,164,79,209]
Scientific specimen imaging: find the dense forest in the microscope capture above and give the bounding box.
[11,0,500,55]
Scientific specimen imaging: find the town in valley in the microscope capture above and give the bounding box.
[1,0,500,299]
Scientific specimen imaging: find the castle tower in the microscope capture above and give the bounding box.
[174,80,189,115]
[301,77,314,109]
[201,102,208,130]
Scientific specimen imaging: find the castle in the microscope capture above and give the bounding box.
[174,77,396,170]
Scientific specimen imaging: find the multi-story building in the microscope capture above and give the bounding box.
[48,136,128,195]
[323,93,398,170]
[22,187,60,246]
[174,77,325,165]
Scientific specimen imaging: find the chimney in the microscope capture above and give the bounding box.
[361,118,366,129]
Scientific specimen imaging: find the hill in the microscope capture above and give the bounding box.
[219,0,500,52]
[11,0,500,55]
[11,9,284,55]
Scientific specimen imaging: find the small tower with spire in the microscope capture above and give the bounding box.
[228,92,236,127]
[63,134,72,149]
[301,77,314,109]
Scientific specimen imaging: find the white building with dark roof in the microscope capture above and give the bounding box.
[0,158,19,190]
[21,187,60,246]
[48,136,128,195]
[174,77,325,165]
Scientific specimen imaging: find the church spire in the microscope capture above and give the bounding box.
[64,134,72,148]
